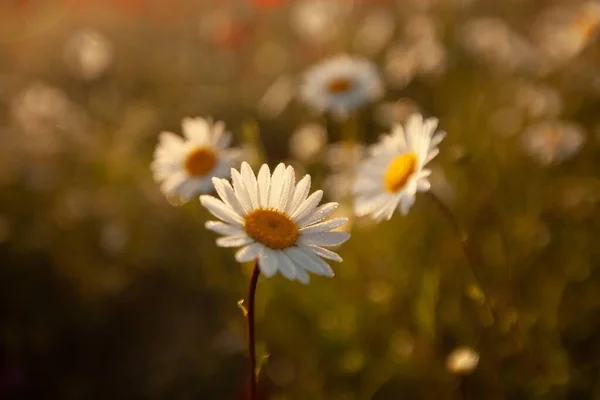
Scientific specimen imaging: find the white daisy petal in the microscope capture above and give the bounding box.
[286,174,311,215]
[300,217,347,235]
[259,248,279,278]
[277,166,295,212]
[294,267,310,284]
[297,202,339,228]
[182,117,209,143]
[200,195,244,225]
[241,162,259,209]
[308,245,343,262]
[216,235,254,248]
[299,231,350,247]
[235,243,264,263]
[212,178,246,218]
[256,164,271,208]
[424,148,440,165]
[430,131,446,148]
[205,221,244,236]
[291,190,324,222]
[231,169,253,213]
[285,246,332,277]
[268,163,286,208]
[276,251,297,281]
[417,178,431,192]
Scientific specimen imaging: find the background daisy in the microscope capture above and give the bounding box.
[151,116,240,203]
[299,55,383,119]
[354,113,446,221]
[201,162,350,284]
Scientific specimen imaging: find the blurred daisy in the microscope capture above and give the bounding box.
[151,117,239,202]
[299,55,384,119]
[353,113,446,221]
[446,347,480,375]
[289,123,328,163]
[200,162,350,283]
[63,29,113,81]
[521,121,586,165]
[532,1,600,70]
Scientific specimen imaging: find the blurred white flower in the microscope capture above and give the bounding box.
[354,113,446,221]
[460,18,535,73]
[385,16,447,88]
[446,347,480,375]
[151,117,240,203]
[515,83,563,120]
[63,29,113,81]
[532,1,600,71]
[521,121,586,165]
[258,75,295,119]
[299,55,384,119]
[289,123,328,163]
[291,0,352,45]
[354,10,396,55]
[200,162,350,284]
[11,82,89,153]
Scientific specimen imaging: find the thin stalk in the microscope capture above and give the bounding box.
[428,192,497,322]
[247,261,260,400]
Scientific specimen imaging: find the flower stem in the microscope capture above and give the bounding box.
[247,260,260,400]
[427,192,497,321]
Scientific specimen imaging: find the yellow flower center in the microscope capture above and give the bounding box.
[384,152,417,193]
[328,77,353,94]
[184,147,216,177]
[244,209,298,250]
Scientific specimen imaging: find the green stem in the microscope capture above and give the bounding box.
[428,192,497,322]
[247,261,260,400]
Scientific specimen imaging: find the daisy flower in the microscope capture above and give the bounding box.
[200,162,350,284]
[521,120,585,165]
[353,113,446,221]
[299,55,383,119]
[151,117,239,202]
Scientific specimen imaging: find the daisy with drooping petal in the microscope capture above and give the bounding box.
[200,162,350,284]
[151,116,240,202]
[353,113,446,221]
[299,55,383,119]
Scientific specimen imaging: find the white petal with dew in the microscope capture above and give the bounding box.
[297,202,338,228]
[286,174,311,215]
[235,243,264,263]
[259,248,279,278]
[216,235,254,248]
[299,231,350,247]
[291,190,323,222]
[300,218,347,235]
[200,195,244,225]
[205,221,244,236]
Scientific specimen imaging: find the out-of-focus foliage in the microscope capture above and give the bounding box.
[1,0,600,398]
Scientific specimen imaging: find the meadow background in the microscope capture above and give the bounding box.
[1,0,600,398]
